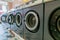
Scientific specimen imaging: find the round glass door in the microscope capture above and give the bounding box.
[56,16,60,32]
[1,15,7,22]
[49,8,60,40]
[25,11,40,33]
[8,14,14,24]
[15,12,22,27]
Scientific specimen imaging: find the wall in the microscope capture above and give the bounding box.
[8,2,13,10]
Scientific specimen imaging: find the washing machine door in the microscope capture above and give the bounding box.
[1,15,7,23]
[49,7,60,40]
[15,12,22,27]
[25,10,40,33]
[8,14,14,24]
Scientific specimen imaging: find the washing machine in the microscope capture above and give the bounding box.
[9,11,17,32]
[7,11,15,29]
[1,13,10,30]
[10,9,24,39]
[23,2,43,40]
[8,12,14,25]
[1,14,7,23]
[44,0,60,40]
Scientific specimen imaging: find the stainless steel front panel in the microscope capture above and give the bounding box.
[10,9,24,39]
[23,4,43,40]
[44,1,60,40]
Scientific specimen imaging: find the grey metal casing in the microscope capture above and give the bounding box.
[44,1,60,40]
[11,9,24,38]
[23,4,43,40]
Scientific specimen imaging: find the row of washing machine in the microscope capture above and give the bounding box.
[1,0,60,40]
